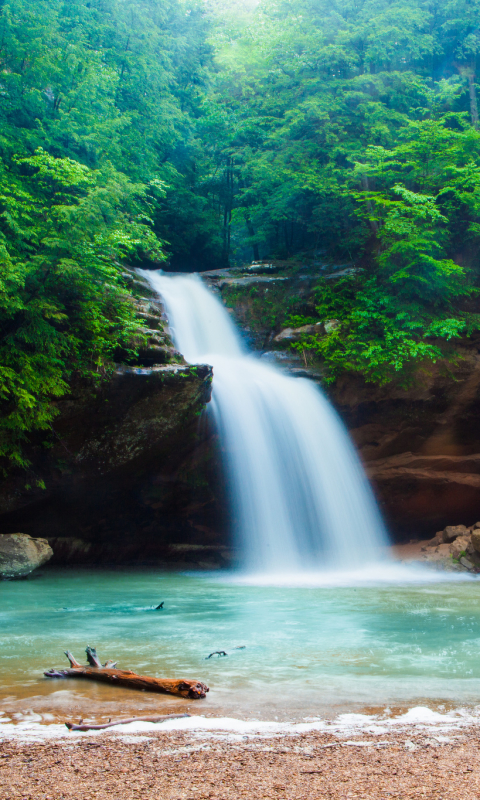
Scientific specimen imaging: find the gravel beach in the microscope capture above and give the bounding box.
[1,727,480,799]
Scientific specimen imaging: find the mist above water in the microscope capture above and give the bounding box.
[141,271,389,574]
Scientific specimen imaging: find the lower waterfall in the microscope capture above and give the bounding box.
[141,270,389,574]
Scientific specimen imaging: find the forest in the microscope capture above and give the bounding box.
[2,0,480,468]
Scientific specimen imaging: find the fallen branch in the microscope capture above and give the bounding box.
[45,648,209,699]
[66,713,190,732]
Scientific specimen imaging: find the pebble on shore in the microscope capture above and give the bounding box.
[0,728,479,799]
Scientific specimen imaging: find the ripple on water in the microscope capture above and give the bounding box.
[1,567,480,727]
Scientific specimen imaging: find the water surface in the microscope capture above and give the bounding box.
[2,568,480,726]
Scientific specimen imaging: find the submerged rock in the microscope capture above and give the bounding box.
[0,533,53,579]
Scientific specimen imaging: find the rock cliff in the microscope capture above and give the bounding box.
[0,363,223,564]
[3,262,480,562]
[331,348,480,539]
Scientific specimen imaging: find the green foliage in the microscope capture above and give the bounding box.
[0,148,164,469]
[223,283,305,336]
[5,0,480,467]
[294,273,468,385]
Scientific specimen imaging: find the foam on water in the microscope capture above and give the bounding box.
[1,704,479,742]
[139,270,389,575]
[217,563,477,587]
[2,570,480,735]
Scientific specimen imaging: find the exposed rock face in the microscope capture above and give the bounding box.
[0,534,53,578]
[0,363,225,565]
[327,343,480,540]
[213,262,480,541]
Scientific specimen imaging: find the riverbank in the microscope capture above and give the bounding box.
[1,723,480,799]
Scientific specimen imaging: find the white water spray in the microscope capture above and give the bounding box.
[140,271,389,573]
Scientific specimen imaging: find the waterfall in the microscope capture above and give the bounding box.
[140,271,389,574]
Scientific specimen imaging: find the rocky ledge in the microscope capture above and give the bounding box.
[394,523,480,572]
[0,363,224,563]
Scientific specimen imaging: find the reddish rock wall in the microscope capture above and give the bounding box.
[331,343,480,539]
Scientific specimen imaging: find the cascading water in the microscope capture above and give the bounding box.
[140,270,389,574]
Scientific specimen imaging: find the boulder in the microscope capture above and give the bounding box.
[442,525,469,543]
[471,530,480,553]
[0,534,53,579]
[324,319,340,333]
[450,535,471,559]
[274,323,323,343]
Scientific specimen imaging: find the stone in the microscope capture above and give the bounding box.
[473,522,480,530]
[246,262,280,274]
[0,534,53,579]
[324,319,340,333]
[451,535,471,559]
[459,556,475,570]
[435,543,454,557]
[442,525,468,543]
[274,323,323,343]
[471,530,480,553]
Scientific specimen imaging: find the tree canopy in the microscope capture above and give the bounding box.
[2,0,480,465]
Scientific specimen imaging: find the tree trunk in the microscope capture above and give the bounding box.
[455,62,479,130]
[44,648,209,699]
[468,71,479,130]
[361,174,379,233]
[245,214,259,261]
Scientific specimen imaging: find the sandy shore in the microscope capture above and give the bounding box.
[1,726,480,799]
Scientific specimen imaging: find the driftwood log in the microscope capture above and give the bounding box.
[44,647,209,699]
[66,713,190,732]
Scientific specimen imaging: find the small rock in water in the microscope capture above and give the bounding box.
[459,556,475,570]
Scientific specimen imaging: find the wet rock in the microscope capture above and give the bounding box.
[274,323,323,343]
[0,364,220,561]
[217,276,287,289]
[442,525,469,543]
[46,537,92,562]
[0,533,53,579]
[459,556,475,570]
[246,262,281,274]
